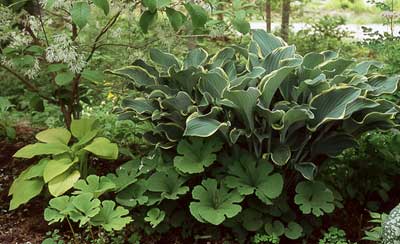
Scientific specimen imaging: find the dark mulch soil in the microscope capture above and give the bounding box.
[0,123,50,244]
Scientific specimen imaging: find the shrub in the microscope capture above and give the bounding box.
[289,16,356,56]
[106,29,400,240]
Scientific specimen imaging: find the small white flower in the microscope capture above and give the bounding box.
[46,33,86,73]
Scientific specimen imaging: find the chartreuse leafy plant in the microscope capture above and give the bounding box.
[109,29,400,239]
[9,118,118,210]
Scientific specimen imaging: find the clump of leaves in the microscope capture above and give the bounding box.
[108,29,400,238]
[9,118,118,210]
[319,227,350,244]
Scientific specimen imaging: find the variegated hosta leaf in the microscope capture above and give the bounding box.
[184,107,228,137]
[223,87,260,132]
[307,87,361,131]
[108,66,157,87]
[149,48,181,70]
[252,29,286,57]
[184,48,208,69]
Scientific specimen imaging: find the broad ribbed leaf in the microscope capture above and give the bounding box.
[36,128,71,145]
[184,48,208,68]
[43,157,76,183]
[48,170,81,197]
[308,87,361,131]
[149,48,181,70]
[252,29,285,57]
[84,137,118,160]
[223,87,260,131]
[109,66,157,87]
[13,143,70,159]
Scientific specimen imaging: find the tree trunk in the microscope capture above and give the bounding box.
[281,0,290,41]
[266,0,272,32]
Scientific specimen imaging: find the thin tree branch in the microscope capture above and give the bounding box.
[0,64,56,103]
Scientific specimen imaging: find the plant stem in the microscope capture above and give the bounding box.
[89,225,95,240]
[66,217,78,244]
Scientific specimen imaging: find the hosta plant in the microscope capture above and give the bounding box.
[9,118,118,210]
[109,29,400,240]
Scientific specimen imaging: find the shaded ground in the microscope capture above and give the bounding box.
[0,123,49,243]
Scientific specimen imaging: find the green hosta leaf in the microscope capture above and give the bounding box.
[116,180,149,207]
[173,138,223,174]
[252,29,286,57]
[184,108,227,137]
[308,87,361,131]
[55,71,74,86]
[139,10,157,33]
[9,178,44,210]
[294,162,317,181]
[224,152,283,204]
[144,208,165,228]
[48,170,81,197]
[122,97,157,115]
[184,3,208,28]
[294,181,335,217]
[73,175,116,198]
[44,196,74,224]
[146,170,189,200]
[184,48,208,68]
[70,193,101,227]
[71,2,90,29]
[149,48,181,70]
[92,0,109,15]
[259,66,297,109]
[166,7,186,31]
[43,157,76,183]
[353,60,383,75]
[84,137,118,160]
[90,200,132,231]
[210,47,236,68]
[261,46,296,74]
[17,158,48,181]
[223,87,260,131]
[106,167,139,192]
[13,143,70,159]
[109,66,157,87]
[71,118,97,139]
[284,221,303,240]
[311,133,357,157]
[271,143,291,166]
[199,70,229,99]
[367,75,399,97]
[280,105,314,142]
[35,128,71,145]
[189,179,244,225]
